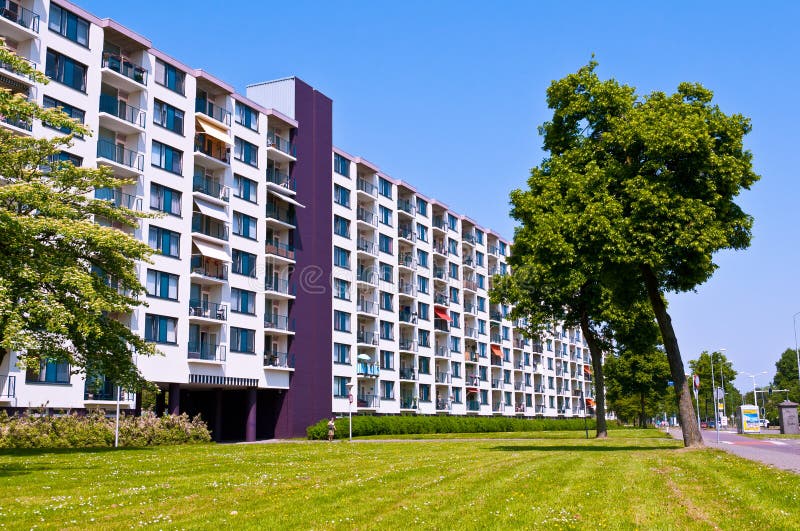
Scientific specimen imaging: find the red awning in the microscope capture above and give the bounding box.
[585,398,595,407]
[584,365,592,375]
[434,308,452,322]
[490,344,503,356]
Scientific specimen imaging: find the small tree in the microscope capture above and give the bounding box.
[0,41,156,389]
[606,347,670,426]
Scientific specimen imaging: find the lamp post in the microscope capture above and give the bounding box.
[711,353,719,443]
[346,382,354,442]
[793,312,800,393]
[718,348,727,421]
[743,371,768,422]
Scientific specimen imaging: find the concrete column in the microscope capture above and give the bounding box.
[168,383,180,416]
[214,389,224,442]
[245,388,257,442]
[155,389,166,416]
[134,390,142,417]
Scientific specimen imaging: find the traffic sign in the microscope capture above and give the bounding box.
[693,374,700,390]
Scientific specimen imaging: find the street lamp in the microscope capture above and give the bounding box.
[718,348,727,420]
[743,371,768,421]
[345,381,354,442]
[793,312,800,394]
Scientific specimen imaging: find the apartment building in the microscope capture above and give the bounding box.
[0,0,595,440]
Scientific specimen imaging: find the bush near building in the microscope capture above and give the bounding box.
[307,415,612,439]
[0,411,211,448]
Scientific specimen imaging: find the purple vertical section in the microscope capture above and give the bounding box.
[274,78,333,438]
[245,388,257,442]
[168,383,180,415]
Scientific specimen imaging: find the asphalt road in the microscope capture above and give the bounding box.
[670,428,800,473]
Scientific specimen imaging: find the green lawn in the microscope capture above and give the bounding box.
[1,431,798,529]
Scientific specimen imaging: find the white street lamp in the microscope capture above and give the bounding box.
[345,381,355,442]
[793,312,800,394]
[743,371,768,423]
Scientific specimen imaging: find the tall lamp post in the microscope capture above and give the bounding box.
[743,371,768,421]
[793,312,800,393]
[711,352,719,443]
[346,382,354,442]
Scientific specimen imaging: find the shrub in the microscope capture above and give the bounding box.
[306,414,615,440]
[0,410,211,448]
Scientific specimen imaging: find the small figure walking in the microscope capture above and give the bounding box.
[327,416,336,442]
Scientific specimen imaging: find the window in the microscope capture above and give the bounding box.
[477,296,486,312]
[233,174,258,203]
[154,58,186,95]
[378,177,392,198]
[42,96,85,136]
[476,230,484,244]
[417,249,429,268]
[478,320,486,334]
[381,381,394,400]
[152,100,184,135]
[49,4,89,46]
[234,137,258,167]
[379,205,392,226]
[334,184,350,208]
[378,234,392,254]
[503,348,510,362]
[148,226,180,258]
[451,361,461,379]
[380,320,393,340]
[379,262,393,283]
[380,350,394,370]
[230,288,256,315]
[416,198,428,217]
[152,140,183,175]
[450,311,460,329]
[449,262,459,279]
[334,215,350,238]
[26,359,70,384]
[499,242,507,256]
[548,376,554,389]
[334,310,351,332]
[452,388,462,404]
[418,330,430,348]
[479,366,487,380]
[146,269,178,300]
[417,302,429,321]
[334,343,350,364]
[231,249,257,277]
[416,223,428,242]
[235,101,258,131]
[447,213,458,231]
[418,356,430,375]
[233,212,257,240]
[145,314,177,344]
[334,278,350,300]
[417,276,429,294]
[476,251,484,267]
[150,183,182,216]
[333,376,349,397]
[449,287,459,304]
[380,291,392,311]
[477,274,486,289]
[230,327,256,353]
[480,389,488,405]
[333,153,350,177]
[45,49,87,92]
[450,337,461,352]
[478,343,487,358]
[501,263,508,275]
[334,246,351,269]
[448,238,459,256]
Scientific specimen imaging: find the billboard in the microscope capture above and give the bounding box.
[739,405,760,434]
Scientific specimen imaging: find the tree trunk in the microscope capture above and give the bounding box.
[640,264,703,448]
[640,392,646,427]
[580,311,607,438]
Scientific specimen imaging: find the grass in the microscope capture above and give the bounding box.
[1,430,799,529]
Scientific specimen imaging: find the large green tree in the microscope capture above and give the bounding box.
[688,351,738,423]
[771,348,800,402]
[605,347,671,427]
[0,42,155,389]
[505,61,758,447]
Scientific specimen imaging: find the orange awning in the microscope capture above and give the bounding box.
[490,344,503,356]
[584,365,592,375]
[585,398,595,407]
[434,308,452,322]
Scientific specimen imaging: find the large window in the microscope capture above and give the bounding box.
[379,233,392,254]
[26,359,70,384]
[379,205,392,226]
[230,288,256,315]
[416,223,428,242]
[230,327,256,353]
[231,249,257,277]
[334,184,350,208]
[154,59,185,95]
[417,249,428,268]
[232,212,257,240]
[234,137,258,167]
[334,310,351,332]
[233,174,258,203]
[145,314,178,344]
[334,278,350,301]
[148,226,180,258]
[42,96,84,136]
[152,140,183,175]
[333,343,350,364]
[45,49,87,92]
[333,215,350,238]
[49,4,89,46]
[380,320,393,340]
[334,246,350,269]
[234,101,258,131]
[416,198,428,217]
[333,376,349,397]
[150,183,182,216]
[378,177,392,198]
[153,99,184,135]
[333,153,350,177]
[146,269,178,300]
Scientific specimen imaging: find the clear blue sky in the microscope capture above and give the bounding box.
[74,0,800,395]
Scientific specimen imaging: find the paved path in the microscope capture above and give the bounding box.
[669,428,800,473]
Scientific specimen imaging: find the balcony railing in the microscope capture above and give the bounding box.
[99,94,145,127]
[264,314,293,331]
[357,207,377,226]
[434,319,450,333]
[490,355,502,367]
[266,167,295,191]
[195,134,230,163]
[400,396,416,409]
[267,131,295,156]
[435,372,450,384]
[188,300,227,321]
[191,254,228,280]
[433,242,448,255]
[462,256,475,268]
[464,280,478,292]
[84,377,126,401]
[357,237,378,256]
[398,282,416,296]
[434,293,448,306]
[357,362,380,377]
[101,52,147,85]
[0,374,16,398]
[357,178,378,196]
[466,400,481,412]
[490,333,503,344]
[357,299,378,315]
[398,338,417,352]
[435,346,449,357]
[357,331,378,345]
[97,140,144,171]
[436,399,450,410]
[492,402,504,412]
[266,241,295,260]
[357,394,380,408]
[398,253,416,270]
[464,327,478,339]
[399,367,417,380]
[192,214,230,241]
[264,350,293,368]
[265,277,294,296]
[195,99,231,126]
[266,203,296,226]
[1,113,32,131]
[432,216,446,231]
[433,267,446,280]
[94,188,142,211]
[462,232,477,245]
[465,351,479,363]
[188,343,226,362]
[193,174,230,202]
[1,1,39,32]
[398,225,415,241]
[397,198,415,215]
[356,270,377,285]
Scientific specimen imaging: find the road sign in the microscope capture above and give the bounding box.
[693,374,700,390]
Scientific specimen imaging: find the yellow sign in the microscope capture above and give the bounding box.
[740,405,760,433]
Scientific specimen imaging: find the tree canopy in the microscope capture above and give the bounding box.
[0,41,156,389]
[605,346,671,427]
[688,350,739,422]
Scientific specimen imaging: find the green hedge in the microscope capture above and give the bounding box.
[0,411,211,448]
[307,415,608,440]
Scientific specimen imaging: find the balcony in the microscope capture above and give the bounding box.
[96,140,144,177]
[398,281,416,297]
[266,167,295,192]
[357,206,377,227]
[0,374,15,400]
[535,405,546,414]
[514,382,524,391]
[357,178,378,197]
[266,203,296,228]
[356,269,378,286]
[357,331,378,346]
[192,214,230,241]
[84,377,127,402]
[399,367,417,381]
[464,327,478,339]
[1,113,31,134]
[434,319,450,333]
[398,338,417,352]
[492,402,504,412]
[357,394,380,408]
[436,399,450,410]
[490,355,502,367]
[195,134,230,166]
[398,253,416,270]
[465,351,479,363]
[463,280,478,292]
[435,346,449,358]
[188,300,227,321]
[98,94,145,133]
[267,130,296,161]
[357,299,378,315]
[462,232,477,246]
[101,52,147,89]
[264,314,293,332]
[191,255,228,283]
[357,237,378,256]
[466,400,481,412]
[193,174,230,203]
[94,188,142,211]
[490,333,502,344]
[435,372,450,384]
[196,99,231,126]
[462,256,475,268]
[357,362,380,377]
[0,1,39,41]
[432,242,448,256]
[265,241,295,262]
[265,277,295,298]
[188,343,226,363]
[397,198,415,216]
[434,293,448,306]
[400,396,416,409]
[264,350,294,369]
[432,216,446,232]
[398,225,415,242]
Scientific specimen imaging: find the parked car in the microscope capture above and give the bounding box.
[700,421,708,429]
[707,420,716,429]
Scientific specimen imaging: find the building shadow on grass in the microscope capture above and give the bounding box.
[488,444,679,453]
[0,447,156,478]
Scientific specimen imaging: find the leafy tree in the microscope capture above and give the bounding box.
[0,41,155,389]
[505,61,758,447]
[771,348,800,402]
[605,347,670,426]
[688,351,738,423]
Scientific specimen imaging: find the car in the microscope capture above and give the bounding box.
[700,421,708,429]
[707,420,716,429]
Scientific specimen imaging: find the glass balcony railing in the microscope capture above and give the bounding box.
[397,198,415,216]
[192,214,229,241]
[264,314,293,331]
[99,94,145,127]
[1,114,31,131]
[265,241,295,260]
[436,372,450,384]
[466,400,481,412]
[188,300,227,321]
[264,350,293,368]
[192,174,230,202]
[195,98,231,126]
[357,331,378,345]
[0,374,16,398]
[398,282,416,296]
[267,131,295,156]
[357,237,377,256]
[265,277,294,295]
[432,217,446,231]
[94,187,142,211]
[195,134,230,163]
[398,338,417,352]
[188,343,226,362]
[398,225,415,241]
[101,51,147,85]
[191,254,228,280]
[357,394,380,408]
[97,139,144,171]
[357,206,377,226]
[83,376,124,401]
[357,270,377,285]
[357,299,378,315]
[399,368,416,381]
[398,253,415,269]
[266,203,296,226]
[266,167,295,191]
[400,396,416,409]
[1,1,39,32]
[357,178,378,196]
[357,362,379,377]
